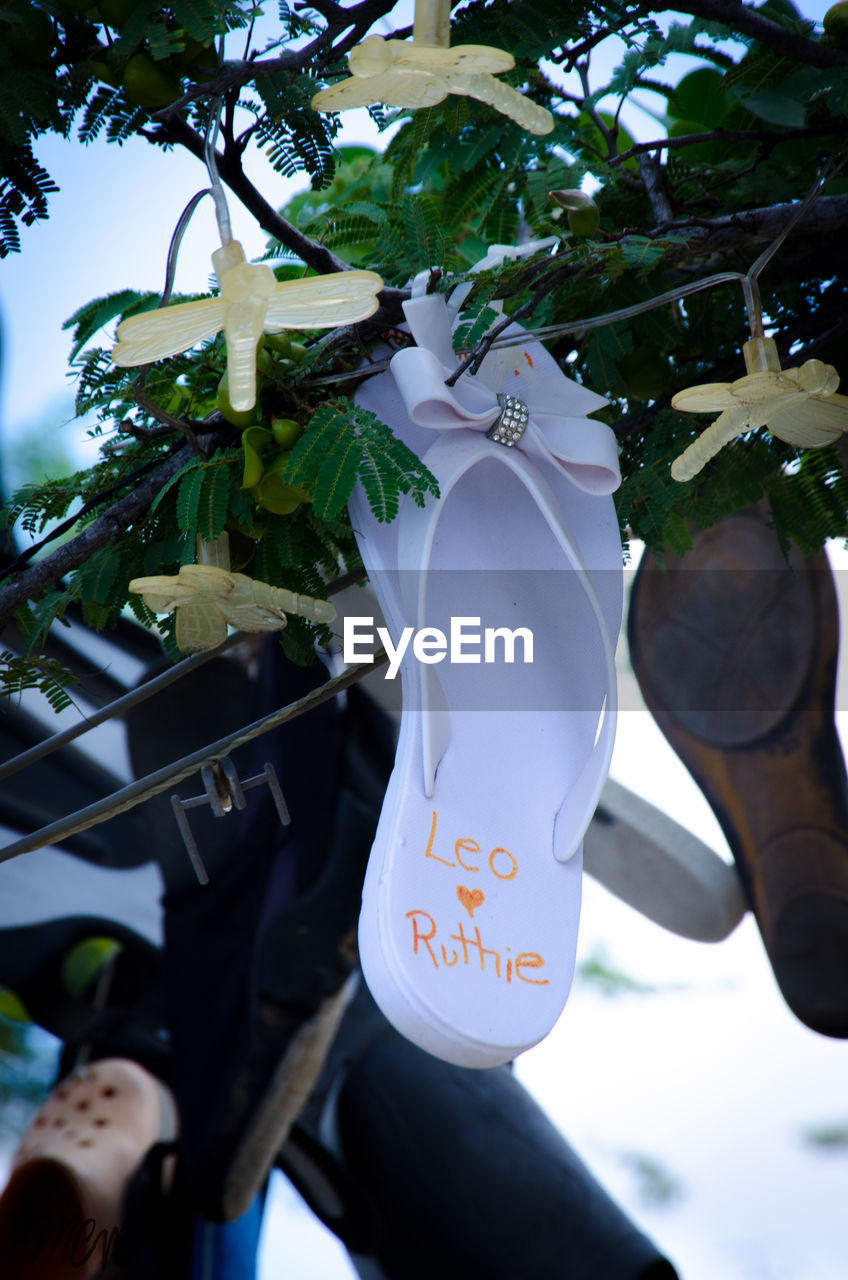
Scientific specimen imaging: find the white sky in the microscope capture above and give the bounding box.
[1,3,846,1278]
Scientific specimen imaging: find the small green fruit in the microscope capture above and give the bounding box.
[176,35,219,79]
[255,347,275,377]
[62,937,122,999]
[241,426,271,489]
[218,372,258,428]
[254,451,312,513]
[123,52,181,109]
[289,341,309,365]
[567,207,600,237]
[88,54,123,87]
[265,332,292,358]
[823,1,848,47]
[0,987,31,1023]
[551,189,600,238]
[271,417,303,448]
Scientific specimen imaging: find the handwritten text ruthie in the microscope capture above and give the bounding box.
[404,809,549,987]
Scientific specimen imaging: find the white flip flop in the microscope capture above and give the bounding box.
[349,267,622,1067]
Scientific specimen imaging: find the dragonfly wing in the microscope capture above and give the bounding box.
[175,601,229,653]
[312,71,407,110]
[769,392,848,445]
[178,565,236,596]
[224,603,288,632]
[264,271,383,330]
[221,578,286,632]
[745,389,806,428]
[128,575,197,614]
[113,298,224,367]
[447,44,515,74]
[380,68,447,107]
[671,383,736,413]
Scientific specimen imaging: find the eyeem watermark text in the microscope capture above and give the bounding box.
[343,616,534,679]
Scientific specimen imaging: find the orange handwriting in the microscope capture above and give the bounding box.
[423,810,517,881]
[406,910,548,986]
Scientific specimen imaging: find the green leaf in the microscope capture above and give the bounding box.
[62,938,122,999]
[733,88,805,127]
[285,404,348,487]
[170,0,225,42]
[73,546,121,605]
[197,462,230,541]
[620,237,671,272]
[1,650,76,714]
[150,456,202,517]
[583,323,633,397]
[453,304,500,352]
[176,465,206,534]
[354,408,440,519]
[312,435,360,520]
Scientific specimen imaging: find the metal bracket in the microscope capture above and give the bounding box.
[170,758,290,885]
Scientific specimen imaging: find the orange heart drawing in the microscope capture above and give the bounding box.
[457,886,485,918]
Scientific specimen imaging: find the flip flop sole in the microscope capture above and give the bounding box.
[629,509,848,1037]
[352,337,621,1066]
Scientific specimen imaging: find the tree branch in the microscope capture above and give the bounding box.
[639,153,674,227]
[610,123,848,168]
[158,0,400,113]
[159,115,409,320]
[661,194,848,260]
[662,0,848,67]
[0,443,204,634]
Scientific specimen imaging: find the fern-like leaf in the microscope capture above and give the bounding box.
[312,435,360,520]
[176,466,206,534]
[197,462,230,541]
[1,650,77,714]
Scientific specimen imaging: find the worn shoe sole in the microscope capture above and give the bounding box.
[628,508,848,1038]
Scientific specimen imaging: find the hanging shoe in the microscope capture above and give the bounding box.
[0,1058,178,1279]
[628,506,848,1037]
[349,269,622,1066]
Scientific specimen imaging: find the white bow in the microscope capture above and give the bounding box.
[389,292,621,496]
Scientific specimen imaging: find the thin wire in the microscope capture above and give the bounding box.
[747,160,843,290]
[0,631,247,784]
[740,161,843,339]
[204,97,233,246]
[481,270,747,347]
[0,653,388,866]
[0,570,365,783]
[300,268,748,387]
[161,188,213,307]
[303,167,841,389]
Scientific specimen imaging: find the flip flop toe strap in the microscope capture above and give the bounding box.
[396,431,618,861]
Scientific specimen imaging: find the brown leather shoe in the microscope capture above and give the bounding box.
[628,506,848,1038]
[0,1059,177,1279]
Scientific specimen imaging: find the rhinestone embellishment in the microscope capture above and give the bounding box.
[487,393,529,447]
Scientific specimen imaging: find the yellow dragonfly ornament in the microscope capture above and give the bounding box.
[113,240,384,413]
[671,337,848,482]
[311,0,553,135]
[129,533,336,654]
